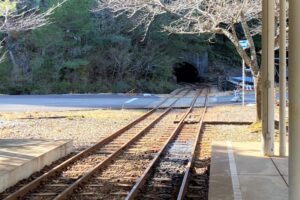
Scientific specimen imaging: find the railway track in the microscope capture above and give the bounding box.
[183,136,210,200]
[125,87,209,200]
[67,89,207,200]
[3,86,203,200]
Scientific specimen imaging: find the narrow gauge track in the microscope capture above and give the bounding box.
[183,133,210,200]
[125,87,209,200]
[68,89,204,200]
[3,86,196,200]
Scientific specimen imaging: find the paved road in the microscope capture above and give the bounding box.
[0,94,163,112]
[0,92,257,112]
[208,93,256,106]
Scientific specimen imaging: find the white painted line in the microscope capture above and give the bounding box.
[231,97,238,102]
[125,98,138,104]
[210,97,217,102]
[227,141,243,200]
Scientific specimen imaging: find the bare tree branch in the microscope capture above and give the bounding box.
[97,0,262,68]
[97,0,288,70]
[97,0,289,121]
[0,0,66,63]
[0,0,66,33]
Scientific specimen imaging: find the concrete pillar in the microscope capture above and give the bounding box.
[262,0,275,156]
[279,0,287,157]
[289,0,300,199]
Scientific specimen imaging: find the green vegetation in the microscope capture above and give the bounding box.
[0,0,241,94]
[0,0,16,12]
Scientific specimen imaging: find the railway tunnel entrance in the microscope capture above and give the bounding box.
[173,62,199,83]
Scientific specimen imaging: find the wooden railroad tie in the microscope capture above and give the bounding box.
[174,114,201,124]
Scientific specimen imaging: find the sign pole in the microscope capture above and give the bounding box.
[239,40,247,106]
[242,59,245,106]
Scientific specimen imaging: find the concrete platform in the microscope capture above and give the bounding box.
[0,139,73,192]
[209,142,288,200]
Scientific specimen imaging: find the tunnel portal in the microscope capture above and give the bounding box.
[173,62,199,83]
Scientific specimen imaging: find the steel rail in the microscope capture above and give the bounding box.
[125,87,203,200]
[4,87,188,200]
[177,87,209,200]
[52,89,192,200]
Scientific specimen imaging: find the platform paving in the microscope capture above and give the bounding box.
[208,141,288,200]
[0,139,73,192]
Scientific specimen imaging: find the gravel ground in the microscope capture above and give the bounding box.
[205,105,257,122]
[199,124,261,159]
[0,109,145,150]
[205,104,288,123]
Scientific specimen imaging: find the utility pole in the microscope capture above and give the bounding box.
[239,40,248,106]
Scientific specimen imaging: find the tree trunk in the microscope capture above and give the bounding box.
[8,50,19,82]
[253,73,262,121]
[6,33,19,83]
[222,28,262,121]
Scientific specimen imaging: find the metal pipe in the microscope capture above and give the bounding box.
[262,0,275,156]
[279,0,287,156]
[289,0,300,198]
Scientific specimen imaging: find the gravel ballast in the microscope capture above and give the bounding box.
[0,109,145,150]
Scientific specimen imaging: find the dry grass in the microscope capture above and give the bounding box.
[247,121,262,133]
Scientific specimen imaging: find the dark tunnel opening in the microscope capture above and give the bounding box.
[173,62,199,83]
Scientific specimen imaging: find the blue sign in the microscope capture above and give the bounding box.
[239,40,248,49]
